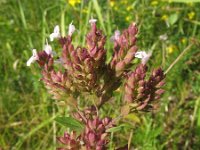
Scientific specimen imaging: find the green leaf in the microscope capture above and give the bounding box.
[168,13,179,26]
[55,116,84,131]
[124,113,140,123]
[106,123,132,133]
[92,0,106,33]
[197,109,200,127]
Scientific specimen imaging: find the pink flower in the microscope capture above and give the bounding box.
[110,30,120,42]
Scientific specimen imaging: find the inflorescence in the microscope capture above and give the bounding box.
[27,19,165,150]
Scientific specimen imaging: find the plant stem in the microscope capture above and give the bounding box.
[164,44,193,74]
[53,103,56,150]
[128,130,133,150]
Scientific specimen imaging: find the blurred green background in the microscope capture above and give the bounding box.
[0,0,200,149]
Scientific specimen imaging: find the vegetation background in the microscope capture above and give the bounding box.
[0,0,200,149]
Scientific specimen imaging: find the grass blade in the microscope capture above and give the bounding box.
[92,0,106,33]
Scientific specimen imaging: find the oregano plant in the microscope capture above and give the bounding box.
[27,19,165,150]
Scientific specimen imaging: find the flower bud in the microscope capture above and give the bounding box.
[115,61,126,72]
[88,132,96,145]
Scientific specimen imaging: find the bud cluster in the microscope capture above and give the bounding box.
[28,21,144,107]
[82,115,112,149]
[124,64,165,111]
[57,108,113,150]
[36,51,72,100]
[110,23,138,77]
[57,131,81,150]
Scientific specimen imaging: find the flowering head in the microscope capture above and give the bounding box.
[27,20,165,109]
[57,108,114,150]
[124,64,165,111]
[57,131,81,149]
[27,20,166,149]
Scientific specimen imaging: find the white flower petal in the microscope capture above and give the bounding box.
[135,51,146,59]
[141,53,151,64]
[49,25,60,41]
[54,25,60,34]
[44,44,53,56]
[159,34,168,41]
[32,49,38,57]
[115,30,120,38]
[135,51,152,64]
[89,18,97,24]
[26,49,39,66]
[49,33,55,41]
[111,30,120,42]
[27,56,35,66]
[68,22,75,36]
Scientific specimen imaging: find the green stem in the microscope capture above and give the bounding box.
[164,44,193,74]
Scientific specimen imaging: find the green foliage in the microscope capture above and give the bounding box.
[168,13,179,26]
[106,123,132,133]
[55,117,84,132]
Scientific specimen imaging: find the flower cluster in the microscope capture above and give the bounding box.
[27,19,165,149]
[110,23,138,77]
[57,131,81,150]
[57,108,113,150]
[124,64,165,111]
